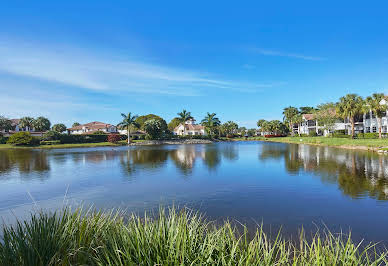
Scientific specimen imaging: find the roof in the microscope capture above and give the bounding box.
[67,121,116,131]
[10,119,20,126]
[302,114,315,120]
[174,123,205,131]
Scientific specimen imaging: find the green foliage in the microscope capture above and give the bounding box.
[72,122,80,127]
[299,106,316,114]
[309,131,318,137]
[0,136,8,144]
[219,121,238,137]
[336,94,364,137]
[144,118,168,139]
[42,130,62,141]
[19,117,35,130]
[59,134,108,144]
[247,128,256,137]
[52,123,67,133]
[0,116,13,131]
[167,117,181,131]
[201,112,221,137]
[33,116,51,131]
[7,132,36,146]
[256,119,266,128]
[92,131,106,135]
[40,140,61,145]
[357,133,379,139]
[0,207,386,265]
[107,134,121,143]
[315,102,339,133]
[364,93,386,138]
[135,114,160,130]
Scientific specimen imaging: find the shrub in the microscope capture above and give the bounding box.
[332,134,351,138]
[7,132,36,146]
[107,134,121,143]
[264,134,285,138]
[308,131,318,137]
[92,131,106,135]
[59,134,108,144]
[357,133,379,139]
[42,130,62,141]
[40,140,61,145]
[0,136,7,144]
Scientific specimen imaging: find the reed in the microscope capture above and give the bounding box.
[1,207,386,265]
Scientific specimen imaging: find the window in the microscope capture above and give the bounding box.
[366,127,370,133]
[383,126,387,133]
[372,127,377,133]
[365,113,370,119]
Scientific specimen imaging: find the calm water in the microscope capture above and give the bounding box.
[1,142,388,242]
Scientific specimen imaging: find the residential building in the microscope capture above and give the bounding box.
[67,121,117,135]
[1,118,45,137]
[173,118,206,136]
[363,97,388,134]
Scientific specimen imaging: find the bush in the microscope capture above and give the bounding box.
[357,133,379,139]
[40,140,61,145]
[59,134,108,144]
[332,134,351,138]
[0,136,7,144]
[308,131,318,137]
[7,132,37,146]
[42,130,62,141]
[107,134,121,143]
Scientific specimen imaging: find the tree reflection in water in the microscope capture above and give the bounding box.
[259,143,388,200]
[0,150,49,176]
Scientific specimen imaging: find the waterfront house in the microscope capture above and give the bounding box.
[67,121,118,135]
[173,118,206,136]
[1,119,46,137]
[363,97,388,134]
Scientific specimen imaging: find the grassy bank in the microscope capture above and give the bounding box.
[234,136,388,150]
[0,140,145,149]
[0,207,386,265]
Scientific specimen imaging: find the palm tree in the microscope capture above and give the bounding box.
[336,94,364,138]
[201,112,221,137]
[177,110,193,136]
[19,117,35,131]
[118,113,139,144]
[33,117,51,132]
[365,93,386,139]
[282,106,299,136]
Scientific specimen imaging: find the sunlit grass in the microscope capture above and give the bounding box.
[1,207,386,265]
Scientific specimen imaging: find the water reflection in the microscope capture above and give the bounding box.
[259,144,388,200]
[0,150,49,175]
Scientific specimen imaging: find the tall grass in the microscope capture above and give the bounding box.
[0,207,387,265]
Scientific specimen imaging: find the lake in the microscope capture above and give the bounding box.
[1,141,388,243]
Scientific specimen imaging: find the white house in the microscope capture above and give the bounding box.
[296,114,349,136]
[67,121,118,135]
[173,118,206,136]
[1,119,45,137]
[363,97,388,134]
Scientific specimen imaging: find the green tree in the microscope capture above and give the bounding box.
[247,128,256,137]
[282,106,299,136]
[0,116,13,132]
[144,119,168,139]
[365,93,386,139]
[177,110,193,135]
[299,106,316,114]
[33,117,51,132]
[314,102,338,136]
[72,122,80,127]
[168,117,181,132]
[117,112,139,144]
[7,132,34,146]
[336,94,364,138]
[220,121,238,137]
[52,123,67,133]
[135,114,162,130]
[257,119,266,128]
[19,117,35,131]
[201,112,221,138]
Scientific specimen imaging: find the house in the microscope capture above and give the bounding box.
[296,113,348,136]
[1,119,45,137]
[363,97,388,134]
[118,129,146,138]
[173,118,206,136]
[67,122,118,135]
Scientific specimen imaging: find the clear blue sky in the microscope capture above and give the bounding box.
[1,1,387,128]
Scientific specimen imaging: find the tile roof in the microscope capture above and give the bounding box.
[67,121,115,131]
[174,123,205,131]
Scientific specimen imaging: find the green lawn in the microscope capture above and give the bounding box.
[233,136,388,149]
[0,140,145,149]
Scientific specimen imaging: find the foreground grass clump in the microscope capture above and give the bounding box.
[0,208,387,265]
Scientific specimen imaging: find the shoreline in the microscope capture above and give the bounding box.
[232,137,388,153]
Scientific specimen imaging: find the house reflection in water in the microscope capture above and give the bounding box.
[259,143,388,200]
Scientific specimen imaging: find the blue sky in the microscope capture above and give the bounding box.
[1,1,388,128]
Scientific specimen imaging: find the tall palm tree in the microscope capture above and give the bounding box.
[336,94,364,138]
[33,117,51,132]
[282,106,299,136]
[177,110,193,135]
[19,117,35,131]
[118,112,139,144]
[201,112,221,137]
[364,93,386,139]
